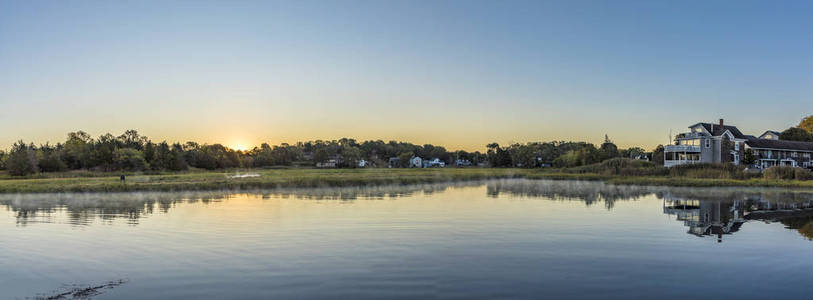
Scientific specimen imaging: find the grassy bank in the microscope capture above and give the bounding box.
[0,168,533,193]
[1,166,812,193]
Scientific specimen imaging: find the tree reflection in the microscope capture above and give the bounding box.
[3,179,813,242]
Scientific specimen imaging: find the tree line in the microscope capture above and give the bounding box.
[778,115,813,142]
[0,130,659,176]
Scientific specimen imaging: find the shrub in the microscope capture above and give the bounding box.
[668,163,755,180]
[6,141,38,176]
[763,166,811,180]
[566,158,668,176]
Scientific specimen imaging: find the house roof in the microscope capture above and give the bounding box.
[746,138,813,151]
[758,130,782,139]
[692,123,748,139]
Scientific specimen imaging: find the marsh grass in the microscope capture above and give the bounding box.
[2,162,813,193]
[0,168,531,193]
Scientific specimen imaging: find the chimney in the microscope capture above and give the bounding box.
[719,119,724,128]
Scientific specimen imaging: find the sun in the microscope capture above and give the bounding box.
[232,143,249,151]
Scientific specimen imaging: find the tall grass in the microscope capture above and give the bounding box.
[563,158,667,176]
[667,163,759,180]
[764,166,813,180]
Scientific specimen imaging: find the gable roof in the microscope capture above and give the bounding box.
[759,130,782,139]
[745,138,813,152]
[691,123,748,139]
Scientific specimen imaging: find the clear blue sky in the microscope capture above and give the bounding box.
[1,0,811,151]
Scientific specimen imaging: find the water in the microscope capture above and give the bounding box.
[2,179,813,299]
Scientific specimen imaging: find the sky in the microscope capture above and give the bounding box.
[1,0,811,151]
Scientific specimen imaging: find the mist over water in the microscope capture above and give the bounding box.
[3,179,813,299]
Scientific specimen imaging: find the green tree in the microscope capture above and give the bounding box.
[651,145,665,165]
[117,129,148,150]
[397,152,414,168]
[313,148,332,164]
[486,143,512,167]
[743,148,756,165]
[779,127,813,142]
[621,147,646,159]
[340,146,363,167]
[0,150,7,170]
[113,148,147,171]
[508,143,539,168]
[90,133,118,170]
[799,115,813,133]
[598,135,619,161]
[6,141,38,176]
[64,131,92,169]
[37,143,67,172]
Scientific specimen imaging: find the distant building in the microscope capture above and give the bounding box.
[422,158,445,168]
[316,159,338,168]
[358,159,369,168]
[455,159,472,167]
[409,156,423,168]
[665,119,813,169]
[388,157,400,168]
[758,130,781,140]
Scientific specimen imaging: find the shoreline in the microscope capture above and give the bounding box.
[1,168,812,194]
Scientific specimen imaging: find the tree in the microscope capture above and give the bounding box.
[113,148,147,171]
[486,143,512,167]
[0,150,6,170]
[743,148,756,166]
[117,129,148,150]
[508,143,539,168]
[621,147,646,159]
[64,131,92,169]
[799,115,813,133]
[37,143,67,172]
[90,133,118,170]
[397,152,414,168]
[6,141,37,176]
[313,148,332,164]
[779,127,813,142]
[341,146,363,167]
[651,145,665,165]
[598,135,619,161]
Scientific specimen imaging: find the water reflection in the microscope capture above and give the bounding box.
[661,189,813,242]
[3,179,813,241]
[0,182,484,226]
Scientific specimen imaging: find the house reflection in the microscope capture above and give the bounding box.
[663,192,813,242]
[663,197,745,242]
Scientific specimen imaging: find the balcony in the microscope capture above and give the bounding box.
[665,145,701,152]
[675,132,707,139]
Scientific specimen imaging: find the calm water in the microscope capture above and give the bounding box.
[3,179,813,299]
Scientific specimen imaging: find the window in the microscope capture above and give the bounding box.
[705,139,710,148]
[734,154,739,164]
[792,152,798,157]
[734,142,739,151]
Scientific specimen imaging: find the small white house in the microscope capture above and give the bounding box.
[409,156,423,168]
